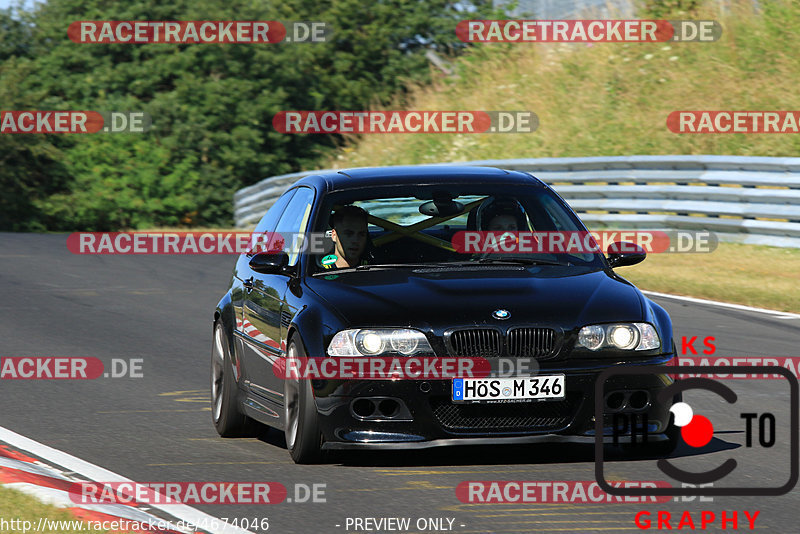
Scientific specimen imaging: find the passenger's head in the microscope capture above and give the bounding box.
[487,214,519,232]
[330,205,369,267]
[477,198,528,232]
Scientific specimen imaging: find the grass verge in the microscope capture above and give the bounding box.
[329,0,800,166]
[0,486,124,533]
[618,242,800,313]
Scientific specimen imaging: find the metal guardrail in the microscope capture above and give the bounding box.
[233,156,800,248]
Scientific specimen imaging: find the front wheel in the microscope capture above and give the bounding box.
[284,338,324,463]
[211,321,257,437]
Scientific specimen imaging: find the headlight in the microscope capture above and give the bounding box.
[609,325,638,349]
[577,325,604,350]
[356,330,384,355]
[577,323,660,351]
[327,328,434,357]
[389,329,420,355]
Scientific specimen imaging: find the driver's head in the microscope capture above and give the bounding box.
[330,205,369,267]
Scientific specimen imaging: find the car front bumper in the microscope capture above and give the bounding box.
[313,355,676,449]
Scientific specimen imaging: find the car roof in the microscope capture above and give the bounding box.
[292,165,544,192]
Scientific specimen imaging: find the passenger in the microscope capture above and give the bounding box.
[325,205,369,269]
[477,198,529,232]
[486,214,519,232]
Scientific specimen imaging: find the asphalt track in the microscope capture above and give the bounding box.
[1,233,798,533]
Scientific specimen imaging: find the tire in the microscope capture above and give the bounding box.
[284,337,324,463]
[211,321,258,437]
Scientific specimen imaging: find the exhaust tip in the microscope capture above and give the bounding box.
[605,391,626,411]
[352,398,375,418]
[629,390,650,411]
[377,399,400,418]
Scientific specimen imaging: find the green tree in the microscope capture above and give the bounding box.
[1,0,499,230]
[0,55,71,230]
[639,0,702,17]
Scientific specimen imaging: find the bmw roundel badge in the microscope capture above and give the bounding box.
[492,309,510,320]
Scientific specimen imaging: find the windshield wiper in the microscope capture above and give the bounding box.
[313,263,434,275]
[313,259,571,276]
[397,258,572,268]
[355,263,435,270]
[473,257,571,266]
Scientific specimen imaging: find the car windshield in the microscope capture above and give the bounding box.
[308,183,605,274]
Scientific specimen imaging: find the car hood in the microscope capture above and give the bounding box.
[305,266,644,331]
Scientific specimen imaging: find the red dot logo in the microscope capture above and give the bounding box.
[680,414,714,447]
[670,402,714,448]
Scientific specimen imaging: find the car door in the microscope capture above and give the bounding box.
[233,188,296,340]
[242,186,315,406]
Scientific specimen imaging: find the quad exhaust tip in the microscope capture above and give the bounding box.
[351,397,404,419]
[603,389,651,412]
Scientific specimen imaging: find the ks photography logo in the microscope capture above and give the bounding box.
[594,365,798,496]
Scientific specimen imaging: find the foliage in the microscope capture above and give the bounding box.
[0,55,70,231]
[331,0,800,167]
[0,0,497,230]
[638,0,702,17]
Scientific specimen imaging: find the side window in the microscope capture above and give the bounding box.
[537,194,576,231]
[274,187,315,266]
[246,188,296,257]
[254,189,296,234]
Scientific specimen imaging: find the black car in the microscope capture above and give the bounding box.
[212,166,679,463]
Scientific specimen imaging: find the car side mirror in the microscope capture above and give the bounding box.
[606,241,646,268]
[249,252,291,274]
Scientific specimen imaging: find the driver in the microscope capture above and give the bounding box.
[324,205,370,269]
[471,198,530,256]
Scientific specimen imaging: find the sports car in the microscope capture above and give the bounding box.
[211,166,679,463]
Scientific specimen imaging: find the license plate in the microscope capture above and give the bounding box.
[452,375,566,403]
